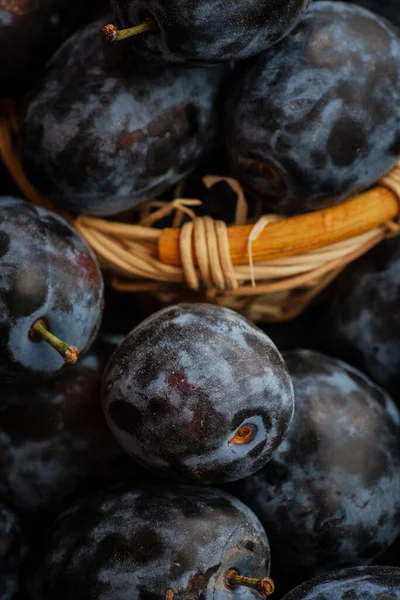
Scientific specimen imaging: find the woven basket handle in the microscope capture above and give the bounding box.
[159,183,400,266]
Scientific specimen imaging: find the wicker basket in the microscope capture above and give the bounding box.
[1,100,400,323]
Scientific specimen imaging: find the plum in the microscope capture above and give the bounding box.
[225,2,400,214]
[327,236,400,400]
[29,484,273,600]
[0,341,138,518]
[102,303,294,484]
[20,18,226,216]
[236,350,400,574]
[0,197,103,381]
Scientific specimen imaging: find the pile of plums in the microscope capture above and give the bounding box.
[1,0,400,599]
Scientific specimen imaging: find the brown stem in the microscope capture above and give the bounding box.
[225,569,274,596]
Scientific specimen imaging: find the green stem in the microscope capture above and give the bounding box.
[225,569,274,597]
[29,319,79,365]
[102,20,155,42]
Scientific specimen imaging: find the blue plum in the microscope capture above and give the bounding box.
[225,1,400,214]
[0,197,104,381]
[20,18,226,217]
[0,340,140,518]
[327,237,400,401]
[107,0,311,65]
[29,484,272,600]
[0,0,102,96]
[102,303,294,484]
[0,502,26,600]
[281,566,400,600]
[236,350,400,574]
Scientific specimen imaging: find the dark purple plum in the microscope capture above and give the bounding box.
[102,303,294,485]
[0,502,26,600]
[0,197,104,381]
[327,236,400,401]
[225,1,400,214]
[29,484,272,600]
[0,0,101,97]
[0,340,140,518]
[20,18,226,217]
[281,566,400,600]
[106,0,311,65]
[236,350,400,574]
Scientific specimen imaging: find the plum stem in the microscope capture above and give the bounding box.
[102,19,155,42]
[29,319,79,365]
[225,569,274,596]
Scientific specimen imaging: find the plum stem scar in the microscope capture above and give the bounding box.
[228,424,256,445]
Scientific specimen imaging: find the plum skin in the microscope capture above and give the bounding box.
[281,566,400,600]
[29,484,271,600]
[111,0,312,65]
[0,502,26,600]
[236,350,400,574]
[20,18,226,217]
[327,236,400,401]
[102,303,295,484]
[225,1,400,214]
[0,197,104,381]
[0,341,141,518]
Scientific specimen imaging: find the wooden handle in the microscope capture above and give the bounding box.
[159,186,398,266]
